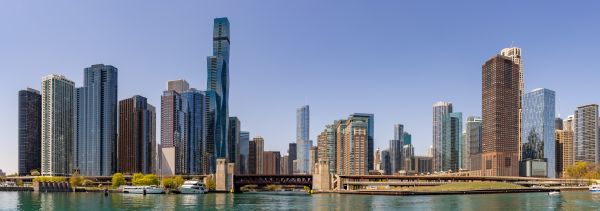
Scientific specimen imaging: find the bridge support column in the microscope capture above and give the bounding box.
[312,160,332,191]
[216,159,235,192]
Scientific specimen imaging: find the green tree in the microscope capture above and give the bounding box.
[205,177,216,191]
[69,173,84,188]
[162,178,175,189]
[30,169,41,176]
[111,173,126,188]
[173,176,185,188]
[131,173,144,186]
[82,179,94,187]
[16,179,24,187]
[141,174,159,186]
[33,176,66,183]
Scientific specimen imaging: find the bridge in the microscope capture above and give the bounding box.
[233,174,312,192]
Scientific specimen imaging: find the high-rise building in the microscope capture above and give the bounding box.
[403,132,412,146]
[394,124,404,141]
[281,155,289,175]
[180,89,205,175]
[461,130,468,170]
[381,149,391,175]
[317,125,337,174]
[336,115,370,175]
[248,139,257,175]
[167,80,189,93]
[465,116,483,170]
[402,144,415,172]
[374,148,382,172]
[263,151,281,175]
[18,88,41,176]
[389,139,403,173]
[556,129,574,178]
[74,64,118,176]
[427,145,433,158]
[352,113,375,171]
[228,117,240,165]
[288,143,297,174]
[41,75,75,176]
[239,131,250,174]
[564,115,575,131]
[442,112,462,172]
[117,95,156,174]
[481,55,520,176]
[521,88,556,178]
[433,102,453,172]
[574,104,599,163]
[555,118,564,130]
[253,136,264,174]
[500,46,524,162]
[205,17,231,173]
[296,105,310,174]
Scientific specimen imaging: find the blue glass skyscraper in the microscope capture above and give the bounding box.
[205,17,230,173]
[181,89,205,175]
[296,105,310,173]
[442,112,462,172]
[522,88,556,178]
[74,64,118,176]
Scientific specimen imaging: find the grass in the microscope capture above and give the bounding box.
[399,182,524,192]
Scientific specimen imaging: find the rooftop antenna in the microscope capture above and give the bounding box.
[557,98,561,118]
[511,41,515,47]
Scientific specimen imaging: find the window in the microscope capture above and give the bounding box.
[504,157,511,167]
[486,160,492,169]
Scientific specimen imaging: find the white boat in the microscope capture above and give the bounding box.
[547,191,560,195]
[179,181,207,194]
[589,184,600,193]
[122,186,165,194]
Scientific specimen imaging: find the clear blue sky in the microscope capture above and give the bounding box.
[1,1,599,174]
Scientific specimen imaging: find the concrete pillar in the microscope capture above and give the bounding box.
[216,159,228,191]
[312,160,332,191]
[227,163,236,192]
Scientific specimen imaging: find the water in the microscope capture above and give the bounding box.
[0,192,599,210]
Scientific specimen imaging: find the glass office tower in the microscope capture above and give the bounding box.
[521,88,556,177]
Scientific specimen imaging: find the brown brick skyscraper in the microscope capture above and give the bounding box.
[481,55,520,176]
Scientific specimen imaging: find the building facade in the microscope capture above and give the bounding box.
[521,88,556,178]
[574,104,599,163]
[465,116,483,170]
[181,89,205,175]
[556,129,574,178]
[41,75,75,176]
[500,47,524,161]
[296,105,311,174]
[253,137,264,174]
[481,55,520,176]
[18,88,41,176]
[433,102,453,172]
[336,115,370,175]
[239,131,250,174]
[263,151,281,175]
[228,117,240,165]
[74,64,118,176]
[117,95,156,174]
[205,18,231,173]
[442,112,462,172]
[288,143,297,174]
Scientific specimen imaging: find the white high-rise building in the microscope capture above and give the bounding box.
[296,105,311,174]
[41,74,75,176]
[432,102,452,171]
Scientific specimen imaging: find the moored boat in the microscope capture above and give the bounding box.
[122,186,165,194]
[589,184,600,193]
[179,181,207,194]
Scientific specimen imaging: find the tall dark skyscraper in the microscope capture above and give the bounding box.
[288,143,297,174]
[18,88,41,176]
[481,55,520,176]
[205,17,231,173]
[117,95,156,174]
[74,64,118,176]
[228,117,240,165]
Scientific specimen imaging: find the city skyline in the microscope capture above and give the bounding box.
[2,1,600,173]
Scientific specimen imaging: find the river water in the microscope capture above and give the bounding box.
[0,191,599,210]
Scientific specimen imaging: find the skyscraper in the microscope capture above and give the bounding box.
[317,124,336,174]
[466,116,483,170]
[500,46,524,161]
[336,115,370,175]
[253,136,264,174]
[296,105,310,174]
[381,149,391,175]
[442,112,462,172]
[352,113,375,171]
[555,117,564,130]
[248,139,257,175]
[374,148,382,172]
[574,104,599,163]
[263,151,281,175]
[309,146,318,174]
[394,124,404,141]
[167,80,190,93]
[41,75,75,176]
[521,88,556,177]
[432,102,452,172]
[18,88,41,176]
[481,55,520,176]
[228,117,240,165]
[403,132,412,146]
[117,95,156,174]
[205,17,231,173]
[181,89,205,175]
[555,129,574,178]
[389,139,403,173]
[239,131,250,174]
[74,64,118,176]
[287,143,297,174]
